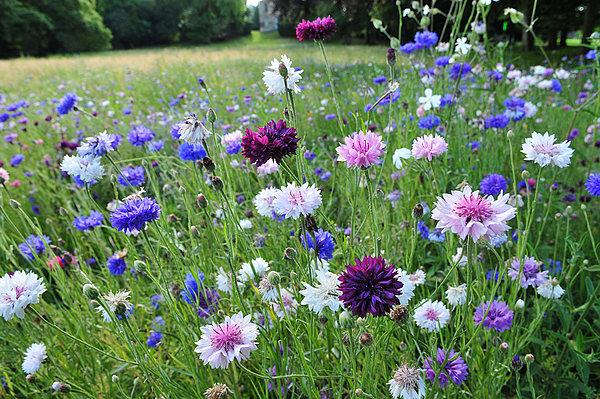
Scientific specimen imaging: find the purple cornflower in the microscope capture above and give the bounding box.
[109,196,161,236]
[566,129,579,141]
[107,252,127,276]
[473,300,513,332]
[242,119,298,166]
[488,70,503,81]
[585,49,596,60]
[57,93,77,115]
[417,115,441,130]
[146,331,163,348]
[338,256,403,317]
[128,125,155,147]
[18,234,51,261]
[72,210,103,232]
[585,173,600,196]
[508,256,548,288]
[304,150,316,161]
[424,348,469,387]
[373,75,387,85]
[301,228,335,260]
[295,16,336,42]
[479,174,508,196]
[484,114,510,129]
[180,271,220,318]
[117,166,146,187]
[178,142,206,161]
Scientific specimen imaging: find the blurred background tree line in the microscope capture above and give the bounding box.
[0,0,597,58]
[0,0,251,57]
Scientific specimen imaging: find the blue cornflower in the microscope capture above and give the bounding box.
[304,150,316,161]
[400,42,418,54]
[128,125,155,146]
[77,132,121,157]
[544,259,563,274]
[429,229,445,242]
[325,113,336,120]
[489,234,508,247]
[486,270,500,281]
[551,79,562,93]
[488,70,503,81]
[468,141,480,151]
[320,171,331,181]
[302,228,335,260]
[479,174,508,196]
[414,30,438,48]
[585,173,600,196]
[72,210,103,232]
[152,316,165,330]
[180,271,220,318]
[435,56,451,67]
[147,140,164,153]
[109,196,161,235]
[373,75,387,85]
[150,294,164,309]
[146,331,163,348]
[18,234,51,260]
[107,253,127,276]
[440,94,454,108]
[170,124,181,140]
[10,154,24,167]
[0,113,9,122]
[585,49,596,60]
[57,93,77,115]
[178,142,206,161]
[503,97,525,110]
[418,115,441,130]
[484,114,510,129]
[449,63,472,80]
[417,220,429,240]
[118,166,146,187]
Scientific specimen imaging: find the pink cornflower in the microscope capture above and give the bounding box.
[0,167,9,184]
[296,16,337,42]
[411,134,448,161]
[431,185,515,242]
[336,131,385,168]
[194,312,259,369]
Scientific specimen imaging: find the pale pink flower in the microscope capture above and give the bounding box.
[411,134,448,161]
[195,312,259,369]
[273,182,322,219]
[0,167,9,183]
[521,131,573,168]
[431,185,515,242]
[336,131,385,168]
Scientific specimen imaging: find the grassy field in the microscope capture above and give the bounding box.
[0,31,599,398]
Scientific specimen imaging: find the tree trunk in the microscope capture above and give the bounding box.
[581,0,599,44]
[559,30,568,48]
[521,0,532,50]
[548,31,558,50]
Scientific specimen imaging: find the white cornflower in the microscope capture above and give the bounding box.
[178,114,211,143]
[256,159,279,176]
[413,300,450,332]
[273,182,322,220]
[455,37,471,55]
[537,278,565,299]
[299,269,342,314]
[422,5,430,15]
[521,132,574,168]
[418,88,441,111]
[409,269,426,286]
[523,101,538,118]
[388,364,426,399]
[237,257,270,286]
[436,42,449,52]
[471,21,486,35]
[262,55,303,95]
[272,288,298,318]
[22,343,47,374]
[555,69,570,80]
[392,148,412,169]
[258,275,278,301]
[0,270,46,320]
[253,187,281,218]
[515,299,525,308]
[96,290,132,322]
[60,155,105,183]
[446,284,467,306]
[216,267,233,293]
[452,247,468,267]
[221,130,243,148]
[396,269,416,305]
[239,219,252,229]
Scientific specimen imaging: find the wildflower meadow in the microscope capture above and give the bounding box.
[1,3,600,398]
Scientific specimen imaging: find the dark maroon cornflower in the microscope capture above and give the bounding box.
[296,16,337,42]
[338,256,402,317]
[241,119,298,166]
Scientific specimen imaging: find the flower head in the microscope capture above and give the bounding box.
[179,142,207,161]
[60,155,105,184]
[585,173,600,196]
[300,269,342,314]
[508,257,548,288]
[195,312,259,369]
[411,134,447,161]
[521,132,573,168]
[262,55,302,95]
[109,195,161,236]
[18,235,51,261]
[296,16,336,42]
[336,131,385,168]
[473,300,513,332]
[446,284,467,306]
[273,182,322,220]
[73,211,103,232]
[413,300,450,332]
[117,166,145,187]
[22,343,47,374]
[128,125,155,147]
[181,271,220,318]
[77,131,121,158]
[242,120,298,166]
[424,348,468,387]
[417,115,441,130]
[0,270,46,320]
[431,185,515,242]
[302,229,335,260]
[537,278,565,299]
[388,364,426,399]
[57,93,77,115]
[338,256,403,317]
[107,252,127,276]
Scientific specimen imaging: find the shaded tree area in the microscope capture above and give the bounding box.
[270,0,599,49]
[0,0,251,58]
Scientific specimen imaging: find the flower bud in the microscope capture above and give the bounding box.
[206,108,217,124]
[210,176,223,191]
[82,283,100,300]
[202,157,215,172]
[524,353,534,363]
[354,388,363,396]
[278,62,288,79]
[338,310,352,328]
[389,305,408,324]
[112,375,119,383]
[500,342,509,350]
[304,215,317,232]
[386,48,396,66]
[359,332,372,346]
[266,271,281,286]
[196,194,207,208]
[284,247,296,260]
[521,170,530,179]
